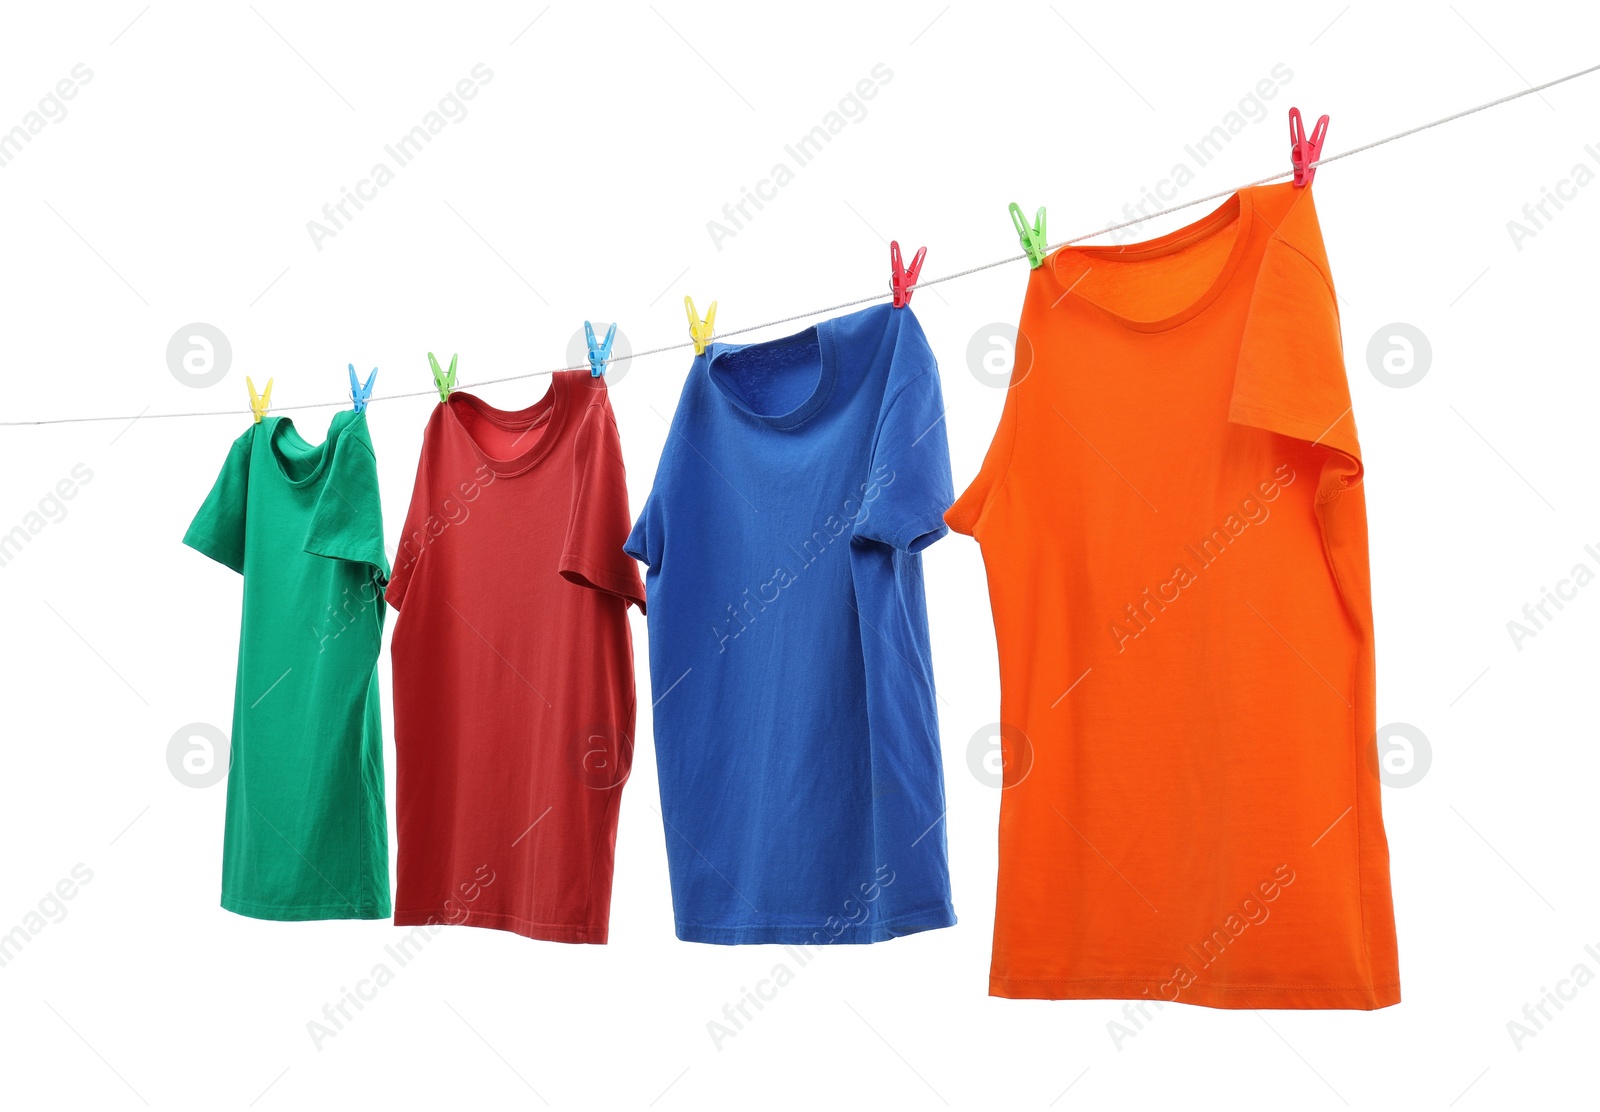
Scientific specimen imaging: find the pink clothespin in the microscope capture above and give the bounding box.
[1289,107,1329,188]
[889,241,927,308]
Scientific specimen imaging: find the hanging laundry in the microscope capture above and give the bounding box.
[948,183,1399,1009]
[184,408,391,920]
[386,369,644,943]
[626,304,957,945]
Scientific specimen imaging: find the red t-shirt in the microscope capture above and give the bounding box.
[386,371,644,943]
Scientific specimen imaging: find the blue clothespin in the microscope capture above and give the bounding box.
[584,321,617,377]
[348,364,378,412]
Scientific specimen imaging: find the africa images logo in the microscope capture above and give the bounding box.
[1504,541,1600,651]
[712,464,894,653]
[705,64,893,250]
[1110,464,1295,651]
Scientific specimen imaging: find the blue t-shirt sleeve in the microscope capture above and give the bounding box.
[853,367,954,553]
[623,494,656,568]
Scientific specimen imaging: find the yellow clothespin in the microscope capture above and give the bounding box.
[247,376,273,423]
[685,296,717,355]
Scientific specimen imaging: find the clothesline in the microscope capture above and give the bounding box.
[6,59,1598,429]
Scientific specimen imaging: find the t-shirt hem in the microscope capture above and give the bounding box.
[222,894,390,921]
[675,902,955,945]
[1228,396,1362,466]
[394,908,608,945]
[559,552,647,613]
[988,973,1401,1010]
[183,531,244,575]
[302,536,389,577]
[882,513,951,554]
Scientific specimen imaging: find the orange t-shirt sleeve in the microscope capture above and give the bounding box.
[1229,187,1371,621]
[1230,189,1360,470]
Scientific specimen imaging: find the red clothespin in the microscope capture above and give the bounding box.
[1289,107,1329,188]
[889,241,926,308]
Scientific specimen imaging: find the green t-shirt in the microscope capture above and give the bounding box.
[184,409,391,920]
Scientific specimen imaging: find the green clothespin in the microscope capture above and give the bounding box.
[1009,202,1048,269]
[428,352,457,403]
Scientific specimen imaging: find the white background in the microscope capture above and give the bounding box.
[1,2,1596,1108]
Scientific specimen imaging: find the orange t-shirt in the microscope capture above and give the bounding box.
[947,183,1399,1009]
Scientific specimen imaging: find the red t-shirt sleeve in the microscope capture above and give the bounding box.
[561,395,646,612]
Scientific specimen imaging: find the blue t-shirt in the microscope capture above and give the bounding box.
[626,304,956,945]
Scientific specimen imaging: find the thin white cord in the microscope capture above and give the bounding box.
[7,61,1598,429]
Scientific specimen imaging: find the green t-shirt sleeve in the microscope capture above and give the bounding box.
[183,426,255,574]
[304,424,390,581]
